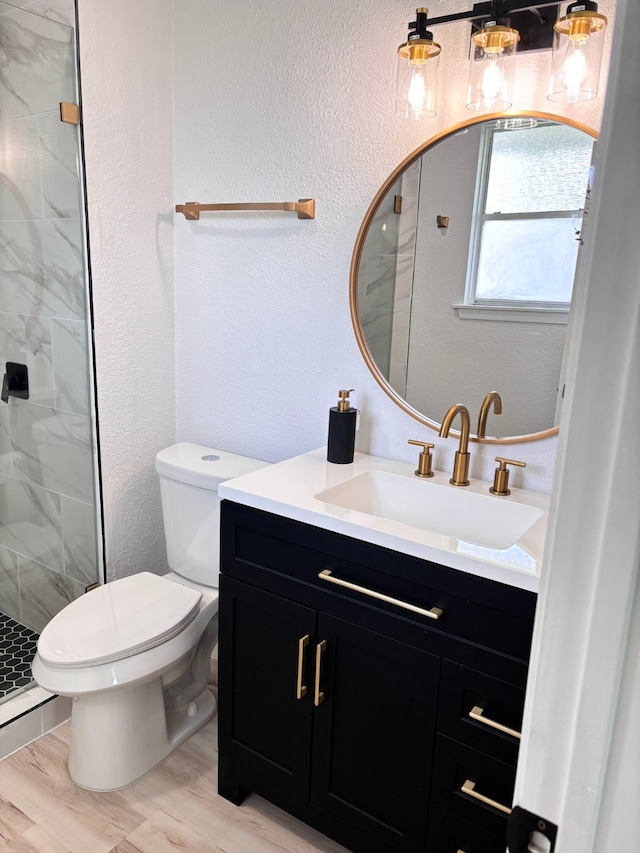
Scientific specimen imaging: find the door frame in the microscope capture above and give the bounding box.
[513,1,640,849]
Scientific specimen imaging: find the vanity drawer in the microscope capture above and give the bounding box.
[431,735,515,838]
[438,660,525,766]
[425,805,507,853]
[222,501,537,661]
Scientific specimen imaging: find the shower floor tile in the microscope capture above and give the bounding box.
[0,612,38,703]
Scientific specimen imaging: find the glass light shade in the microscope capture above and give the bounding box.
[467,24,519,111]
[548,7,607,103]
[396,39,440,119]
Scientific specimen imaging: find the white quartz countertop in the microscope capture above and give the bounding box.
[219,447,549,593]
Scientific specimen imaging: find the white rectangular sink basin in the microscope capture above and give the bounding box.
[315,470,544,551]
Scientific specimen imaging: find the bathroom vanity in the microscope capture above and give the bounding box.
[217,449,547,853]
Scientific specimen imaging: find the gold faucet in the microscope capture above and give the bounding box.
[439,404,471,486]
[477,392,502,439]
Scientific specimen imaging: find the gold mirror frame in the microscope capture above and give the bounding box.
[349,111,598,444]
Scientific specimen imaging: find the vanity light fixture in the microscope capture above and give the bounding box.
[395,7,441,119]
[548,1,608,102]
[396,1,607,118]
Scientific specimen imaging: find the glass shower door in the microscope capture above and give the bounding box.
[0,1,101,705]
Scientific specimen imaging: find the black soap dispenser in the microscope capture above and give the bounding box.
[327,389,358,464]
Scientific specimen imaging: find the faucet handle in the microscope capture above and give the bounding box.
[490,457,526,496]
[408,439,435,479]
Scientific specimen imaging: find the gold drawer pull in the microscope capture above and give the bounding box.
[469,705,521,740]
[296,635,309,699]
[318,569,443,621]
[314,640,327,706]
[461,779,512,815]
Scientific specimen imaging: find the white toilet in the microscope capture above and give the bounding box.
[32,442,268,791]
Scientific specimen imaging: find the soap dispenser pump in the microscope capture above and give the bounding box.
[327,389,358,464]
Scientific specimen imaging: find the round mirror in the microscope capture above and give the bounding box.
[350,112,598,443]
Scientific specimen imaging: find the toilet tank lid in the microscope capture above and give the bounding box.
[155,443,269,490]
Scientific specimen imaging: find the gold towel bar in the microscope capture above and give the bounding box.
[175,199,315,220]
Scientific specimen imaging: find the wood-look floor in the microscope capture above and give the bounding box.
[0,710,350,853]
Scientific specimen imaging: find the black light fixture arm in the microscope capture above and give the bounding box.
[408,7,435,41]
[423,0,558,27]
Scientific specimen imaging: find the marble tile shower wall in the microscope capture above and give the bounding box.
[390,160,420,397]
[357,160,420,398]
[358,180,400,381]
[0,1,98,634]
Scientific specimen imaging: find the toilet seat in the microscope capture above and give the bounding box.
[37,572,202,669]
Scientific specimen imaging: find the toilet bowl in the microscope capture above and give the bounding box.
[31,443,269,791]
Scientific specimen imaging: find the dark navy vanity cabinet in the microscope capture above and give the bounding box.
[218,500,536,853]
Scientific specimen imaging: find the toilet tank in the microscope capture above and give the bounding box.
[155,443,269,588]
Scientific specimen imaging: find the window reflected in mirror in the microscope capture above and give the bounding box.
[351,113,598,443]
[466,121,595,309]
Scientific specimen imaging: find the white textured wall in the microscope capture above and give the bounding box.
[75,0,615,584]
[77,0,174,579]
[173,0,614,495]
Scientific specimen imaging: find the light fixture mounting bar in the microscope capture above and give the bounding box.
[424,1,559,28]
[472,6,559,52]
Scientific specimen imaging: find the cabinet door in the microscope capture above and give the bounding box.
[218,576,315,805]
[311,613,440,852]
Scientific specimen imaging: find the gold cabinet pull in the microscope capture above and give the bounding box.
[461,779,512,815]
[314,640,327,706]
[296,635,309,700]
[318,569,443,621]
[469,705,521,740]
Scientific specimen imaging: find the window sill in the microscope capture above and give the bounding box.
[453,304,569,325]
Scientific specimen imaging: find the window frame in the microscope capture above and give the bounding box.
[459,123,587,324]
